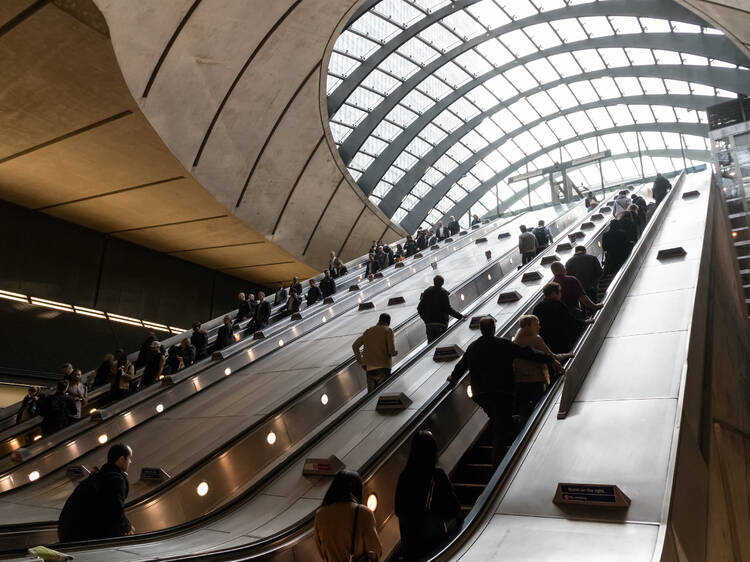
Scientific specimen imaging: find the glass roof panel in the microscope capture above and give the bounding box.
[327,1,735,228]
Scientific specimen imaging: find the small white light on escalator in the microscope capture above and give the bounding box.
[460,294,465,301]
[598,241,602,247]
[467,385,473,398]
[33,435,42,442]
[267,432,277,445]
[98,434,108,445]
[487,274,492,280]
[89,408,96,415]
[732,231,738,238]
[28,471,40,482]
[322,316,327,323]
[278,339,284,347]
[155,404,164,414]
[196,481,209,496]
[367,493,378,512]
[224,367,232,376]
[321,394,329,405]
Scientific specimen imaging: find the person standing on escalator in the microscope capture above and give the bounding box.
[518,225,537,265]
[352,313,398,392]
[448,317,562,465]
[532,220,553,254]
[417,275,464,342]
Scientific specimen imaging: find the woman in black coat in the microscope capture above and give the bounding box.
[395,431,462,560]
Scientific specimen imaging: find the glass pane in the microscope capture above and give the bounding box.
[475,38,515,67]
[664,79,690,95]
[608,16,641,35]
[500,29,538,58]
[579,16,614,38]
[485,74,518,101]
[639,18,671,33]
[524,59,559,84]
[349,11,402,43]
[598,48,630,68]
[524,22,562,49]
[550,19,588,43]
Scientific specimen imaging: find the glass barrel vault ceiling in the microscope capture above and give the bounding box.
[326,0,750,232]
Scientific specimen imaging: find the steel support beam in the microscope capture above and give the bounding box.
[378,88,725,216]
[399,122,707,232]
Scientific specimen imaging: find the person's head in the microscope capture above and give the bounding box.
[324,270,331,278]
[376,246,383,254]
[115,349,127,367]
[656,173,662,178]
[519,314,540,336]
[433,275,444,288]
[405,430,438,472]
[538,220,545,227]
[258,291,265,301]
[368,252,375,261]
[150,340,161,354]
[628,204,639,213]
[27,386,37,397]
[543,282,561,300]
[479,316,496,337]
[450,215,455,221]
[627,185,635,191]
[103,353,114,364]
[309,279,316,287]
[378,313,391,326]
[367,274,374,282]
[56,380,69,394]
[180,337,190,348]
[293,276,299,283]
[621,210,633,222]
[330,251,335,258]
[289,286,297,296]
[322,469,363,506]
[574,245,587,255]
[247,293,255,302]
[520,224,527,233]
[192,321,201,332]
[407,234,413,241]
[223,315,231,326]
[107,444,133,472]
[70,369,82,384]
[550,262,565,276]
[237,292,246,302]
[473,214,479,220]
[396,244,403,251]
[61,363,73,376]
[438,221,443,227]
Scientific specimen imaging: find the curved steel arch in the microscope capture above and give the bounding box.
[390,95,713,221]
[477,147,710,219]
[400,121,707,232]
[375,64,745,214]
[329,0,705,114]
[337,30,743,164]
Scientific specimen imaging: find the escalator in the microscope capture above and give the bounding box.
[0,204,586,553]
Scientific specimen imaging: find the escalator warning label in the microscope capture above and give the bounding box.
[553,483,630,508]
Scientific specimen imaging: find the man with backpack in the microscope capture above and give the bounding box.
[532,220,553,254]
[417,275,465,342]
[58,443,134,542]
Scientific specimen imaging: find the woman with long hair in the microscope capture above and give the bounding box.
[394,431,461,560]
[314,470,382,561]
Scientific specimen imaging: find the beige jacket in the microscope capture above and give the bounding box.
[314,502,382,562]
[512,330,551,385]
[352,324,397,371]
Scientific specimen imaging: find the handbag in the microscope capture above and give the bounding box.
[420,477,453,544]
[348,505,377,562]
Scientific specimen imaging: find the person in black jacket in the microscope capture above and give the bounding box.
[450,317,561,464]
[395,431,462,560]
[532,283,591,356]
[306,279,322,306]
[58,443,134,542]
[38,381,76,436]
[447,215,460,236]
[290,276,303,297]
[216,315,235,350]
[92,353,115,388]
[416,230,428,250]
[602,220,630,275]
[320,270,336,298]
[140,341,166,387]
[273,284,288,306]
[365,253,380,276]
[191,322,209,360]
[252,291,272,331]
[652,173,671,205]
[565,246,603,303]
[16,387,40,424]
[285,287,302,315]
[236,292,251,324]
[404,235,418,257]
[417,275,464,342]
[134,333,156,369]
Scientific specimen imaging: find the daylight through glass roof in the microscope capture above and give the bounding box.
[326,0,750,232]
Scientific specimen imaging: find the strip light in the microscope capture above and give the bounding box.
[1,288,184,334]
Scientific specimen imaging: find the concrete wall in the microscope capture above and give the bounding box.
[662,179,750,561]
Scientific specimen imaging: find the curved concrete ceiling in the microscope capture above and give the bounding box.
[92,0,405,277]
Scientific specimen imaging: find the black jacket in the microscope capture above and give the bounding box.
[365,259,379,276]
[191,329,208,359]
[447,220,460,235]
[533,226,552,247]
[652,176,671,201]
[38,392,76,436]
[565,253,603,291]
[236,300,252,322]
[286,292,301,314]
[320,277,336,298]
[416,234,428,250]
[254,300,272,328]
[93,359,113,388]
[306,285,322,306]
[216,323,234,349]
[273,288,287,306]
[417,286,462,326]
[395,467,461,559]
[532,299,586,354]
[451,334,553,396]
[602,224,631,274]
[404,239,418,257]
[58,462,131,542]
[291,282,303,296]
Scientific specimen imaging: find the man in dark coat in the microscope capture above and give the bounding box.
[251,291,272,331]
[290,276,303,297]
[320,270,336,298]
[38,381,76,436]
[450,317,561,464]
[58,443,134,541]
[532,283,590,355]
[565,246,604,303]
[305,279,322,306]
[447,215,460,236]
[417,275,464,342]
[235,292,252,323]
[191,322,209,360]
[216,315,235,350]
[652,173,671,205]
[602,219,631,275]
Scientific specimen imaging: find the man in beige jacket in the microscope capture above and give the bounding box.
[352,313,398,392]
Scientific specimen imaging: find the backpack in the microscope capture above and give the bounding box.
[58,472,101,541]
[533,227,549,246]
